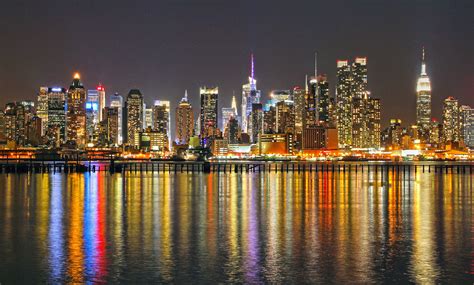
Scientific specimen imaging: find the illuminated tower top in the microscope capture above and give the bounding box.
[416,47,431,92]
[231,95,238,115]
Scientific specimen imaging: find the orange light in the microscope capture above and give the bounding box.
[74,73,80,79]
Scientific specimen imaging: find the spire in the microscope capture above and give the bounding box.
[251,53,255,80]
[314,51,318,79]
[305,74,308,93]
[421,47,427,75]
[231,95,238,115]
[183,89,188,102]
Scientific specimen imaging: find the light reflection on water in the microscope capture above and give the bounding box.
[0,166,472,283]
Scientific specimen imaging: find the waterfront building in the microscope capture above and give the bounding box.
[381,119,403,149]
[351,57,368,99]
[259,133,294,155]
[302,126,338,150]
[66,73,87,147]
[211,139,229,156]
[442,97,461,144]
[125,89,144,146]
[429,119,443,147]
[109,93,123,145]
[241,54,261,133]
[416,48,432,141]
[336,60,352,147]
[200,86,219,141]
[134,128,168,152]
[100,107,119,146]
[352,94,381,149]
[175,91,194,145]
[460,105,473,148]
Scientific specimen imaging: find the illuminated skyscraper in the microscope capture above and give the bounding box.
[221,95,238,130]
[275,100,295,134]
[351,57,368,99]
[225,117,239,144]
[241,54,261,133]
[442,97,460,144]
[316,74,330,124]
[97,84,106,121]
[37,87,49,135]
[66,73,87,147]
[249,103,263,143]
[460,105,473,148]
[336,60,352,147]
[125,89,144,145]
[109,93,123,145]
[46,87,66,147]
[200,86,219,141]
[175,90,194,145]
[145,107,154,129]
[86,89,100,144]
[416,47,432,141]
[293,86,305,135]
[153,100,171,149]
[352,93,381,148]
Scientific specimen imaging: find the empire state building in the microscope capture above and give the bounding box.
[416,47,432,140]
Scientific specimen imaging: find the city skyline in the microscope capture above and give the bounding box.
[0,1,471,126]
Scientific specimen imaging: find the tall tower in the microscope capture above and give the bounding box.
[305,52,318,128]
[109,93,123,145]
[175,90,194,145]
[126,89,144,146]
[442,97,460,144]
[37,87,49,136]
[66,73,87,147]
[200,86,219,142]
[97,84,106,121]
[241,53,261,133]
[416,47,432,141]
[336,60,352,147]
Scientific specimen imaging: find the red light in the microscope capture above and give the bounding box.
[97,86,104,91]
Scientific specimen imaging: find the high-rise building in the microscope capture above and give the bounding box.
[125,89,144,145]
[336,60,352,147]
[381,119,403,149]
[241,54,261,133]
[153,100,171,148]
[442,97,460,144]
[460,105,473,148]
[351,57,368,99]
[145,107,154,129]
[37,87,49,135]
[293,86,305,135]
[46,87,66,147]
[352,94,381,149]
[86,89,100,144]
[249,103,263,143]
[100,107,119,146]
[225,117,240,144]
[275,100,295,134]
[263,105,276,134]
[66,73,87,147]
[97,84,106,121]
[316,74,330,124]
[175,90,194,145]
[200,86,219,141]
[221,95,238,131]
[109,93,123,145]
[416,48,432,141]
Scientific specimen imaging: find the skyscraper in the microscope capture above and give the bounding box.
[200,86,219,142]
[86,89,100,144]
[416,48,432,141]
[293,86,305,135]
[305,53,319,128]
[125,89,144,145]
[275,100,295,135]
[153,100,171,149]
[249,103,263,143]
[175,90,194,145]
[460,105,473,148]
[336,60,352,147]
[97,84,106,121]
[352,93,381,149]
[241,54,261,133]
[316,74,330,124]
[221,95,238,131]
[442,97,460,144]
[66,73,86,147]
[37,87,48,136]
[46,87,66,147]
[109,93,123,145]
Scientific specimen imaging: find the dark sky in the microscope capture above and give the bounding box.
[0,0,472,129]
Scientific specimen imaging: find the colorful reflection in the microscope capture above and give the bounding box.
[0,164,471,284]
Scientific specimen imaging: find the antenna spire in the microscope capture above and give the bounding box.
[314,51,318,79]
[251,53,255,80]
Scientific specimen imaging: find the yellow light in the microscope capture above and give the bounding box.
[74,73,80,79]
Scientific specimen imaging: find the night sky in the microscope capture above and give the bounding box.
[0,0,472,130]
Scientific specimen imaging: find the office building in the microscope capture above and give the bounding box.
[66,73,87,147]
[126,89,144,145]
[442,97,460,144]
[460,105,473,148]
[200,86,219,140]
[46,87,66,147]
[109,93,123,145]
[175,91,194,145]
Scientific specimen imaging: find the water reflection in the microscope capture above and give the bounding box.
[0,165,472,283]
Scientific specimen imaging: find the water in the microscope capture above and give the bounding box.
[0,164,472,284]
